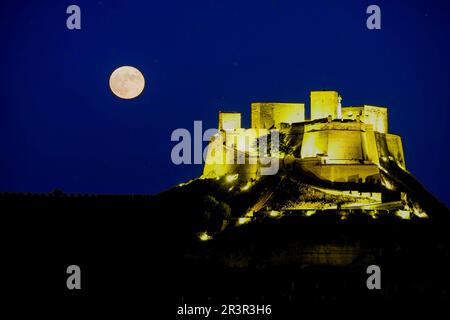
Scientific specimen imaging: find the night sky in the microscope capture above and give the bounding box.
[0,0,449,206]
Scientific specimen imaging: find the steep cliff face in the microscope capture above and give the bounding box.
[165,170,450,304]
[154,157,449,247]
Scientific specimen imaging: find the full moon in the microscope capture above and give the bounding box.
[109,66,145,99]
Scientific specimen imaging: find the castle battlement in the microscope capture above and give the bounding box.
[204,90,405,184]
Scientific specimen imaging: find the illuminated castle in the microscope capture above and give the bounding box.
[203,90,405,185]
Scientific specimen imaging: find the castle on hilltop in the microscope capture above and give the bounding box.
[203,90,405,186]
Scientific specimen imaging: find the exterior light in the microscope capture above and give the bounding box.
[368,210,378,219]
[269,210,280,217]
[244,210,254,218]
[413,208,428,219]
[237,217,251,225]
[198,232,212,241]
[226,174,239,183]
[396,210,411,220]
[240,181,252,191]
[305,210,316,217]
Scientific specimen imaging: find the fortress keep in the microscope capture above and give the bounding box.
[203,90,405,185]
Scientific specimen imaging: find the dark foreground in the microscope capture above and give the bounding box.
[2,192,450,317]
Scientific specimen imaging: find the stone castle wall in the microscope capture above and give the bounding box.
[202,90,406,183]
[251,102,304,129]
[342,105,388,133]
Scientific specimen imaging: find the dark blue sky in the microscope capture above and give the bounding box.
[0,0,449,205]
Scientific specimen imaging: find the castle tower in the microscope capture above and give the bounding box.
[218,112,241,131]
[310,90,342,120]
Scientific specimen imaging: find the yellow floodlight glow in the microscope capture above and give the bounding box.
[305,210,316,217]
[198,232,212,241]
[177,179,194,187]
[226,174,239,183]
[238,217,251,225]
[368,211,378,219]
[413,208,428,219]
[245,210,254,218]
[240,181,252,192]
[396,210,411,220]
[269,210,280,217]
